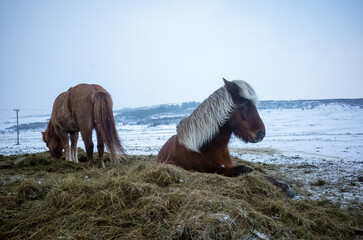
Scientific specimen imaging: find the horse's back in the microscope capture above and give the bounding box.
[51,84,109,132]
[68,83,109,106]
[69,83,106,97]
[90,84,106,92]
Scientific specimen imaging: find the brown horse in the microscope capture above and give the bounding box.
[42,84,124,168]
[157,79,295,197]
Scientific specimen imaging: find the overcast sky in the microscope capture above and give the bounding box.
[0,0,362,115]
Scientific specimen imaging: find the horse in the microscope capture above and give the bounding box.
[42,83,124,168]
[157,78,295,197]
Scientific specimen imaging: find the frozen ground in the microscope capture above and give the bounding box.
[0,104,362,206]
[232,105,363,206]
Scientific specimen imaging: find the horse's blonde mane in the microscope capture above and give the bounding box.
[177,80,257,152]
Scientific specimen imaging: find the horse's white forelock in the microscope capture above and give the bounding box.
[177,80,258,152]
[234,80,258,106]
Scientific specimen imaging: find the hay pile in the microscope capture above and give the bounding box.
[0,152,362,239]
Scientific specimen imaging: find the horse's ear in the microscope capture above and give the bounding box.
[223,78,240,102]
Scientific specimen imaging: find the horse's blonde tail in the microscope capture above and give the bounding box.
[94,91,124,163]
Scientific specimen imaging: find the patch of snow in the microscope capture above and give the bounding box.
[209,213,231,223]
[252,229,270,240]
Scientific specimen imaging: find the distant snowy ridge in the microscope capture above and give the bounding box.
[2,99,362,131]
[115,98,363,127]
[258,98,363,110]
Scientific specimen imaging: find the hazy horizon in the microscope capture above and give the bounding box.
[2,97,362,120]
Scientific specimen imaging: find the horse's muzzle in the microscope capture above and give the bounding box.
[249,130,265,143]
[257,130,265,141]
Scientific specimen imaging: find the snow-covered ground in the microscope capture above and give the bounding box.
[230,105,363,205]
[0,104,362,205]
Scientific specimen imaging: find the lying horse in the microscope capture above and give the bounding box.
[157,79,295,197]
[42,84,124,168]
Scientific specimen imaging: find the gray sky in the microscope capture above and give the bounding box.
[1,0,362,114]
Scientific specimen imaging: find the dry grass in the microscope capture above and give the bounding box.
[0,151,362,239]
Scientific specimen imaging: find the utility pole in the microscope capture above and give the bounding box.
[14,109,20,145]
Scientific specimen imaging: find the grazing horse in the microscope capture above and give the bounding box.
[157,79,295,197]
[42,84,124,168]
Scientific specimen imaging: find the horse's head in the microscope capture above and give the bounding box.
[224,79,265,143]
[42,123,63,158]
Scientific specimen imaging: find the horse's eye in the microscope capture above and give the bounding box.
[245,100,252,108]
[238,98,251,107]
[238,97,246,104]
[238,100,252,119]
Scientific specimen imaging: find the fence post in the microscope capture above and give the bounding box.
[14,109,20,145]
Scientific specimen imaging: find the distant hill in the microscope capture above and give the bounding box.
[5,121,48,133]
[258,98,363,109]
[2,99,362,131]
[115,98,363,126]
[114,102,199,126]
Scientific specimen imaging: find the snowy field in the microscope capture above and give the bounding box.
[0,103,362,206]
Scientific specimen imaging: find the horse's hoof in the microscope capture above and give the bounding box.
[286,188,296,198]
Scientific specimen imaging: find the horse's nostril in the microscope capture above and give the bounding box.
[257,130,265,140]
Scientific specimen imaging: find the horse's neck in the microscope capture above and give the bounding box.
[200,125,232,153]
[48,120,57,136]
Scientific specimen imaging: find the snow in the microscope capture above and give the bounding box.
[229,105,363,205]
[230,105,363,163]
[0,103,362,205]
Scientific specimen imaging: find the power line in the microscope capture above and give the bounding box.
[19,109,51,111]
[0,109,51,111]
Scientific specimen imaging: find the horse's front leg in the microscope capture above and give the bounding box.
[221,165,296,198]
[218,165,254,177]
[70,132,79,163]
[57,130,71,161]
[262,174,296,198]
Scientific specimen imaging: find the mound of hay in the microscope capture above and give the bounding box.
[0,152,362,239]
